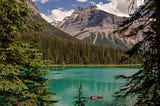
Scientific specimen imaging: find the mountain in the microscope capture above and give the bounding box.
[54,5,139,50]
[20,0,140,64]
[25,0,75,40]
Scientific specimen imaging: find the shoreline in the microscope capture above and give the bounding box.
[49,64,141,67]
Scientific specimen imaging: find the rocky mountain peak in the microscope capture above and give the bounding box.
[74,5,97,13]
[71,5,99,23]
[85,5,97,12]
[54,5,138,49]
[56,5,123,29]
[74,7,84,13]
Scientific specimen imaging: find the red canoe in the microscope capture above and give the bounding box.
[88,96,104,100]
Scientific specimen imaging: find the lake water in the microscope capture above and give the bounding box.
[48,66,139,106]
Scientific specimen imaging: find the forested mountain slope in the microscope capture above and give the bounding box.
[23,0,139,64]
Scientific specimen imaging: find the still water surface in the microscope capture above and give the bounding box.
[48,66,139,106]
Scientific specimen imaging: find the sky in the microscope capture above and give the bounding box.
[33,0,143,22]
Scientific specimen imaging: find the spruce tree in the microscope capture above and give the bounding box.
[114,0,160,105]
[73,83,87,106]
[0,0,56,105]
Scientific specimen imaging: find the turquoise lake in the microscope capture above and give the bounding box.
[48,66,139,106]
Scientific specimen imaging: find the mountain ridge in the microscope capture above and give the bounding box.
[20,0,140,64]
[54,5,138,50]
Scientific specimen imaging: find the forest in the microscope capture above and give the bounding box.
[22,34,140,64]
[22,13,140,65]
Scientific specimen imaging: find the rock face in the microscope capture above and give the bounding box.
[54,5,138,49]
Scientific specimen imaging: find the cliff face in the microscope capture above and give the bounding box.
[54,5,139,49]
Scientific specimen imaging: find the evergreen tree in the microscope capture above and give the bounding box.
[73,83,87,106]
[0,0,56,105]
[114,0,160,105]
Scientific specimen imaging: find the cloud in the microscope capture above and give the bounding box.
[41,13,53,22]
[136,0,145,7]
[32,0,49,4]
[90,1,96,5]
[41,8,74,22]
[76,0,88,3]
[96,0,130,17]
[96,0,144,17]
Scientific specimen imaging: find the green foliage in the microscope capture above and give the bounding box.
[21,34,140,65]
[73,83,87,106]
[114,0,160,106]
[0,0,56,105]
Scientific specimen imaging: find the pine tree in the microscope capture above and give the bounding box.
[114,0,160,105]
[0,0,56,105]
[73,83,87,106]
